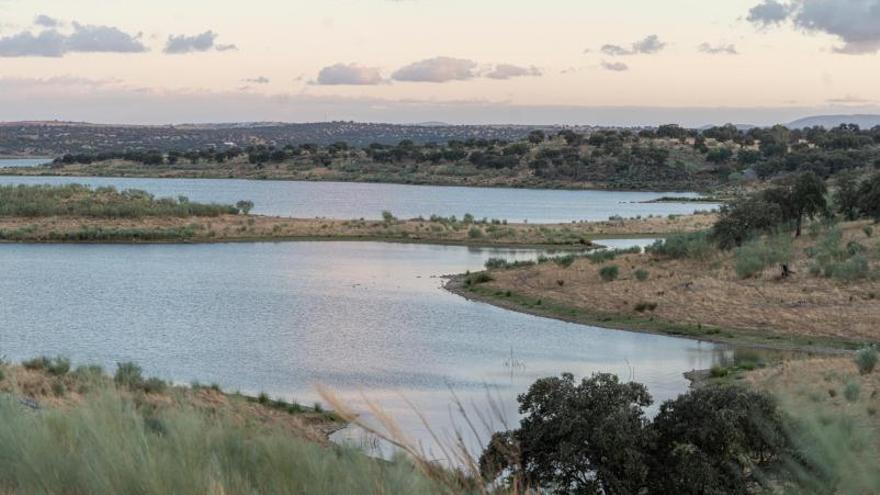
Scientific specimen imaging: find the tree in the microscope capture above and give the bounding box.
[711,198,784,249]
[858,173,880,220]
[790,172,828,237]
[649,386,793,495]
[235,200,254,215]
[481,374,798,495]
[480,373,652,494]
[834,172,861,221]
[528,130,546,144]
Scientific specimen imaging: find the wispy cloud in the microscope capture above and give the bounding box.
[392,56,478,83]
[698,42,738,55]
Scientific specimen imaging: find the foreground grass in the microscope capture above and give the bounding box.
[0,360,471,495]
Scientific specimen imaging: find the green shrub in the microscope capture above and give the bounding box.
[381,210,396,223]
[22,356,49,371]
[467,226,484,239]
[553,255,575,268]
[585,246,641,264]
[599,265,620,282]
[709,365,729,378]
[864,225,874,238]
[844,381,861,402]
[51,381,66,397]
[257,392,270,405]
[647,232,713,260]
[734,235,792,279]
[114,362,144,389]
[855,346,878,375]
[634,269,649,281]
[142,378,168,394]
[465,272,493,286]
[46,356,71,376]
[827,255,870,281]
[484,258,509,269]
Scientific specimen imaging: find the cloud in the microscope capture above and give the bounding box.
[601,61,629,72]
[747,0,792,25]
[747,0,880,54]
[65,23,147,53]
[0,23,146,57]
[244,76,270,84]
[484,64,541,80]
[314,63,384,85]
[698,42,738,55]
[600,34,666,56]
[164,30,235,54]
[391,56,478,82]
[33,15,60,28]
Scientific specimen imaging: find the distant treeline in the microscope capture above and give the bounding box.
[50,123,880,187]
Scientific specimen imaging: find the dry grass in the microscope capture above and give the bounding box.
[0,365,341,442]
[0,212,714,246]
[480,220,880,342]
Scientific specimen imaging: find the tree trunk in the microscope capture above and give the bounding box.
[795,215,802,237]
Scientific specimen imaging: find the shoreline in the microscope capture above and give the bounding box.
[0,167,718,194]
[443,274,857,354]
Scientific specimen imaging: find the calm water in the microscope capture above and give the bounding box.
[0,158,51,168]
[0,176,717,222]
[0,240,728,461]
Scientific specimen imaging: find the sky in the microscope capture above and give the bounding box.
[0,0,879,126]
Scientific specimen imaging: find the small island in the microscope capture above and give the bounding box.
[0,183,716,247]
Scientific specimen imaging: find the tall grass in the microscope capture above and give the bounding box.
[0,389,455,495]
[0,184,241,218]
[646,231,713,260]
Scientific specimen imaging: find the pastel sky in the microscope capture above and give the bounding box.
[1,0,879,126]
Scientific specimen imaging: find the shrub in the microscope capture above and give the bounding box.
[709,365,729,378]
[634,269,649,281]
[864,225,874,238]
[553,255,575,268]
[634,301,658,312]
[257,392,270,405]
[855,346,878,375]
[465,272,493,286]
[52,381,66,397]
[647,231,713,260]
[22,356,49,371]
[114,362,144,389]
[484,258,509,270]
[142,378,168,394]
[381,210,396,224]
[47,356,71,376]
[734,235,792,279]
[827,255,870,281]
[599,265,620,282]
[844,381,861,402]
[467,226,484,239]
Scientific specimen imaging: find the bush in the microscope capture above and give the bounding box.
[47,356,71,376]
[599,265,620,282]
[467,226,484,239]
[114,362,144,389]
[734,235,792,279]
[827,255,870,281]
[855,346,878,375]
[22,356,49,371]
[844,381,861,402]
[465,272,493,286]
[553,255,575,268]
[484,258,509,269]
[142,377,168,394]
[864,225,874,238]
[634,269,649,281]
[634,301,657,312]
[381,210,396,224]
[647,231,713,260]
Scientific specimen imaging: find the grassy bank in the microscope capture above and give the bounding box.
[0,184,717,245]
[0,357,487,494]
[447,219,880,351]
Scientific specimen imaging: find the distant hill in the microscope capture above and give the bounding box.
[0,121,555,156]
[786,114,880,129]
[698,123,757,131]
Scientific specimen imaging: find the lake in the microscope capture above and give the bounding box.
[0,175,718,223]
[0,240,728,461]
[0,158,52,168]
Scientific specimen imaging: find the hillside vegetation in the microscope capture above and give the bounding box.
[5,123,880,191]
